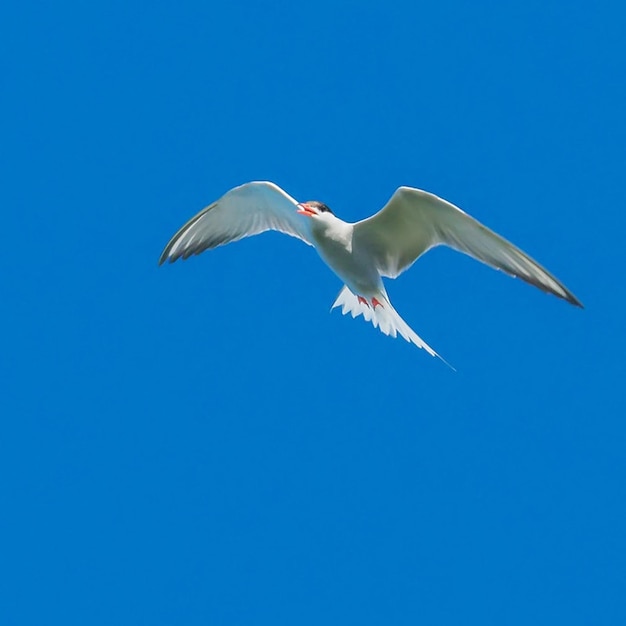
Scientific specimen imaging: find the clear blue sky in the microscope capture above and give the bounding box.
[2,1,625,624]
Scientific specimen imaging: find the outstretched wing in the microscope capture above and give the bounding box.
[353,186,582,306]
[159,181,312,265]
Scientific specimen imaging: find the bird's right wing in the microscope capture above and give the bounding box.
[353,186,582,306]
[159,181,313,265]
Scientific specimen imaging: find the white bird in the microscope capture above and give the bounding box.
[159,181,581,363]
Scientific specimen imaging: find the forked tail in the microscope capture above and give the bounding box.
[331,286,453,368]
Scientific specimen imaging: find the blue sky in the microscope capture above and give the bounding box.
[2,1,625,624]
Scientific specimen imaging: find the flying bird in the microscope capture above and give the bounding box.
[159,181,581,363]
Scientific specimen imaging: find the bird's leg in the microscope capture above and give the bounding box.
[371,297,383,308]
[357,296,370,307]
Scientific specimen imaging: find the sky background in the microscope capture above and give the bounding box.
[2,1,625,624]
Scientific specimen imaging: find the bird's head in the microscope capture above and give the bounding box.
[296,201,334,219]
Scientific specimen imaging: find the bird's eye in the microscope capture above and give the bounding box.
[304,201,333,215]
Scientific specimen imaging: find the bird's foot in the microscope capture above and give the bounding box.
[357,296,384,308]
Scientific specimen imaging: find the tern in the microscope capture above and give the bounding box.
[159,181,581,363]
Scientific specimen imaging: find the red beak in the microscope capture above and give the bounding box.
[296,203,317,217]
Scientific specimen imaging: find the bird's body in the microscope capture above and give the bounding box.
[160,181,581,363]
[308,208,383,297]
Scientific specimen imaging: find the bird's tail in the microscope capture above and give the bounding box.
[331,286,453,368]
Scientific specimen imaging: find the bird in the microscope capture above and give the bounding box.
[159,181,581,363]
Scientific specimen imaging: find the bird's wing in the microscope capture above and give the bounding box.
[352,186,582,306]
[159,181,313,265]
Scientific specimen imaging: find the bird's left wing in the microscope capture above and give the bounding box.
[159,181,313,265]
[352,186,582,306]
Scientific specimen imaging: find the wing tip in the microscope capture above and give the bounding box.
[158,248,175,266]
[568,295,584,309]
[158,247,184,266]
[557,287,583,309]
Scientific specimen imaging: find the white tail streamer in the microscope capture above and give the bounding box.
[331,286,454,369]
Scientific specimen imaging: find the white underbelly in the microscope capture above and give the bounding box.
[313,235,382,296]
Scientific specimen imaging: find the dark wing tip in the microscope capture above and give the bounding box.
[566,292,584,308]
[158,240,185,266]
[531,277,584,309]
[158,246,174,266]
[158,202,218,267]
[550,280,583,308]
[544,283,583,308]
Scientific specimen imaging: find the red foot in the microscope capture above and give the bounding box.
[357,296,370,307]
[371,297,383,308]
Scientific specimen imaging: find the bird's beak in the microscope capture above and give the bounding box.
[297,203,317,217]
